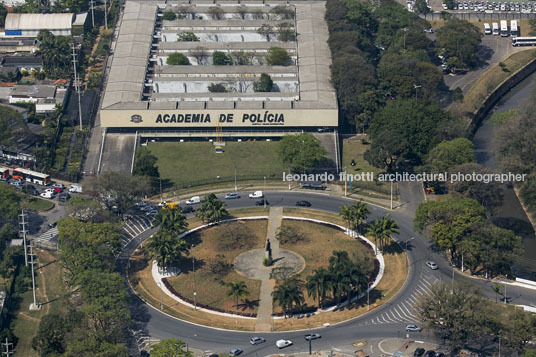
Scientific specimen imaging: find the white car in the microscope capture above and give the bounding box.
[249,336,265,345]
[276,339,293,349]
[248,191,263,199]
[40,191,54,199]
[426,261,439,270]
[185,196,201,205]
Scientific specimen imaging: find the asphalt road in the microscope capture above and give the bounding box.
[122,189,536,356]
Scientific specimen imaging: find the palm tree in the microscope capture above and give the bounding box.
[352,201,370,234]
[154,207,188,234]
[346,266,367,303]
[221,281,250,310]
[272,280,304,318]
[197,194,228,224]
[378,214,400,252]
[146,232,190,272]
[339,205,353,233]
[367,220,383,255]
[306,268,332,308]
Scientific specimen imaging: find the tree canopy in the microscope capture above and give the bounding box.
[426,138,475,173]
[277,133,327,173]
[167,52,191,65]
[436,18,482,68]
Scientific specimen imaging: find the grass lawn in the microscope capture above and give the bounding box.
[146,141,286,188]
[277,220,375,312]
[165,219,267,314]
[12,250,67,356]
[20,196,55,212]
[341,137,395,197]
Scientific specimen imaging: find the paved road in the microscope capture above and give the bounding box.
[120,189,536,356]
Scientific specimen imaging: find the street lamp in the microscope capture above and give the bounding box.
[156,282,163,310]
[404,237,414,267]
[263,176,266,208]
[402,27,409,50]
[413,84,422,100]
[367,281,373,311]
[234,165,237,192]
[192,244,197,310]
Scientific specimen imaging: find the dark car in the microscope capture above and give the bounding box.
[413,348,425,357]
[48,221,58,229]
[296,200,311,207]
[59,193,71,200]
[181,205,195,213]
[255,199,269,206]
[434,353,446,357]
[424,351,436,357]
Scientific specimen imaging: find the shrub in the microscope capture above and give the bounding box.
[208,83,227,93]
[162,10,177,21]
[212,51,232,65]
[253,73,273,92]
[276,226,304,244]
[177,31,199,42]
[166,53,191,65]
[266,46,291,66]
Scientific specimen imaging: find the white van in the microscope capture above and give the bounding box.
[185,196,201,205]
[69,184,83,193]
[484,23,491,35]
[492,22,499,35]
[248,191,264,198]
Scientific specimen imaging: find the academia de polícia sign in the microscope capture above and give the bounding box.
[154,111,285,125]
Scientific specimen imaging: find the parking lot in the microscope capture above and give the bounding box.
[445,0,536,12]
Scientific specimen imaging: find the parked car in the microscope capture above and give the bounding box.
[426,261,438,270]
[424,351,436,357]
[225,192,240,199]
[276,339,293,349]
[48,221,58,228]
[53,186,63,193]
[68,184,83,193]
[406,324,423,332]
[296,200,311,207]
[185,196,201,205]
[248,191,263,198]
[304,333,321,341]
[229,348,243,356]
[433,353,446,357]
[413,348,425,357]
[249,336,265,345]
[40,191,55,199]
[255,199,268,206]
[52,183,65,191]
[59,193,71,202]
[181,205,195,213]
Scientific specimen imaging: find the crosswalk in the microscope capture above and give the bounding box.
[359,268,439,326]
[33,227,59,245]
[120,215,153,249]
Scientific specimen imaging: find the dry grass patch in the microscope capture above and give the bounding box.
[128,250,256,331]
[165,220,267,313]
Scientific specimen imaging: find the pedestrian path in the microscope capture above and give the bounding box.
[359,267,439,326]
[119,214,153,251]
[255,206,283,332]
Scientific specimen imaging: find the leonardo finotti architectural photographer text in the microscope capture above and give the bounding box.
[282,172,527,184]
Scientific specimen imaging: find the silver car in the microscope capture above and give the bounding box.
[426,261,439,270]
[249,336,265,345]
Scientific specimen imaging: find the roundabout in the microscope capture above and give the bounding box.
[122,191,428,356]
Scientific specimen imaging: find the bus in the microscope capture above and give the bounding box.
[512,37,536,46]
[510,20,518,37]
[492,22,499,35]
[500,20,509,37]
[12,168,51,185]
[0,167,9,181]
[484,23,491,35]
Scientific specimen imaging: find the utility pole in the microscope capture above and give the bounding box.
[29,244,40,310]
[344,166,347,197]
[192,245,197,310]
[263,176,266,208]
[89,0,95,27]
[71,42,83,130]
[104,0,108,30]
[413,84,422,101]
[234,165,237,192]
[19,209,28,266]
[2,338,13,356]
[390,180,393,209]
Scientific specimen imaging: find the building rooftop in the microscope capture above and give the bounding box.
[5,13,74,30]
[1,55,42,67]
[10,85,56,98]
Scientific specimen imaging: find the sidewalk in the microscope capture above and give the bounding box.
[378,338,443,356]
[255,206,284,332]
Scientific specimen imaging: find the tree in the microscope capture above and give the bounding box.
[32,310,85,356]
[190,46,208,65]
[162,10,177,21]
[36,30,71,79]
[436,18,482,68]
[272,279,304,317]
[339,201,369,234]
[257,24,274,41]
[277,23,295,42]
[253,73,273,92]
[426,138,475,173]
[208,6,224,20]
[167,53,191,65]
[208,83,227,93]
[416,282,497,350]
[451,87,464,102]
[503,310,536,354]
[368,99,451,167]
[133,146,160,178]
[150,338,193,357]
[447,163,504,211]
[364,131,407,172]
[66,195,115,223]
[266,46,291,66]
[87,171,151,214]
[277,133,327,173]
[0,3,7,28]
[57,219,121,285]
[0,105,33,149]
[177,32,199,42]
[306,268,332,308]
[153,207,188,235]
[212,51,232,65]
[414,0,430,14]
[230,51,254,65]
[367,215,399,253]
[221,281,250,310]
[269,5,294,20]
[147,232,190,272]
[196,194,228,224]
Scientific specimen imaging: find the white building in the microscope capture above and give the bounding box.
[8,84,67,113]
[4,13,74,37]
